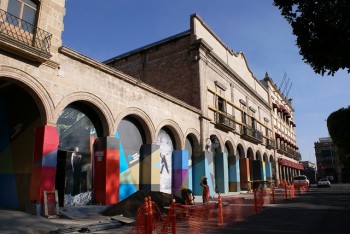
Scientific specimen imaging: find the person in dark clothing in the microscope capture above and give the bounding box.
[180,185,194,205]
[71,147,81,195]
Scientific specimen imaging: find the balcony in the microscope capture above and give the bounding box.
[241,126,263,144]
[0,9,52,63]
[277,145,287,155]
[214,111,236,131]
[265,138,276,150]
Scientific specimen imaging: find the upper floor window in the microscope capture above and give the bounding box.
[217,97,226,113]
[7,0,38,33]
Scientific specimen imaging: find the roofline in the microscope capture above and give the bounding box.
[103,30,191,64]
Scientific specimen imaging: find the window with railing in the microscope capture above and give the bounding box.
[7,0,37,33]
[0,6,52,54]
[215,96,235,130]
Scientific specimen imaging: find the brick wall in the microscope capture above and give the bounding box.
[106,35,201,109]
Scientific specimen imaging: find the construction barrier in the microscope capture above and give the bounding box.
[129,185,309,234]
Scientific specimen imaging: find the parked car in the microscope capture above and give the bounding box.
[317,178,331,188]
[293,175,310,187]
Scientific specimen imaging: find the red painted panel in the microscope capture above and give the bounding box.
[93,149,120,205]
[106,149,119,204]
[29,126,59,203]
[239,158,251,190]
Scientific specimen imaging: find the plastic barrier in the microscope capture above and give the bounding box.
[130,186,308,234]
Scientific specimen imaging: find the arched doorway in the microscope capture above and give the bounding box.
[117,116,146,200]
[225,142,239,192]
[0,80,42,209]
[56,102,103,206]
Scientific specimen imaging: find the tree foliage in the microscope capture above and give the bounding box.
[327,107,350,167]
[273,0,350,75]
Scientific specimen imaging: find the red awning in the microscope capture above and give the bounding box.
[278,158,304,170]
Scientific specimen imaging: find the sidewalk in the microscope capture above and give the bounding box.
[0,205,134,234]
[0,191,252,234]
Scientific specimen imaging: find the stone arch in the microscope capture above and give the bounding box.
[224,137,235,157]
[0,65,54,125]
[54,92,114,136]
[269,155,275,163]
[208,129,224,153]
[263,153,268,162]
[247,147,254,159]
[255,150,262,161]
[185,128,201,155]
[115,107,155,145]
[156,119,184,150]
[237,143,245,158]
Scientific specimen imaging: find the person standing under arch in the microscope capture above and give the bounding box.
[200,176,210,203]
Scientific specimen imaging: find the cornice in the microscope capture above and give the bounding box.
[58,46,202,115]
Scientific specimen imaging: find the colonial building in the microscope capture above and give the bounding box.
[260,75,302,183]
[315,137,341,182]
[0,0,301,211]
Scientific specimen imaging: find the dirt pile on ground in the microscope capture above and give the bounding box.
[101,190,182,218]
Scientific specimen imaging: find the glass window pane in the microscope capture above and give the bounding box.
[21,5,36,32]
[22,5,36,24]
[7,0,21,17]
[23,0,37,9]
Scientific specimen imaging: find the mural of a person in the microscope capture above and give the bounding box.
[71,147,81,195]
[160,154,169,174]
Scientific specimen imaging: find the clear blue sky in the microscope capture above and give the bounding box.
[62,0,350,164]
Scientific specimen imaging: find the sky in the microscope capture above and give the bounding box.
[62,0,350,165]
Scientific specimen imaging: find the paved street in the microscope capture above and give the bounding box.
[0,184,349,233]
[209,183,350,234]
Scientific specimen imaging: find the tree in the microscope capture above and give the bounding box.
[327,107,350,167]
[273,0,350,75]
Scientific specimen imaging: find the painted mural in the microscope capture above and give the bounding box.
[116,117,145,200]
[156,129,174,194]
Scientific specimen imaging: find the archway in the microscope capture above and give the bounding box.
[0,80,42,209]
[56,102,104,206]
[116,115,147,200]
[225,141,238,192]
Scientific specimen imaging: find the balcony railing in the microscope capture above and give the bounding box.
[241,126,263,144]
[0,9,52,59]
[265,138,276,150]
[215,111,236,131]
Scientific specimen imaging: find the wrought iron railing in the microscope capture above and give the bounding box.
[241,126,263,143]
[0,9,52,54]
[215,111,236,130]
[266,138,276,149]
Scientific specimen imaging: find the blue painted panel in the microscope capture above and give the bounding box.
[172,150,188,170]
[172,150,189,196]
[0,174,19,209]
[214,153,228,193]
[192,154,205,195]
[119,184,136,201]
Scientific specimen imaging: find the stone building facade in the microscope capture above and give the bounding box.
[0,0,301,211]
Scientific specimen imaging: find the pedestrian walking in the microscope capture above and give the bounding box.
[200,176,210,203]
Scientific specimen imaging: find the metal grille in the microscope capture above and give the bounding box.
[0,9,52,54]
